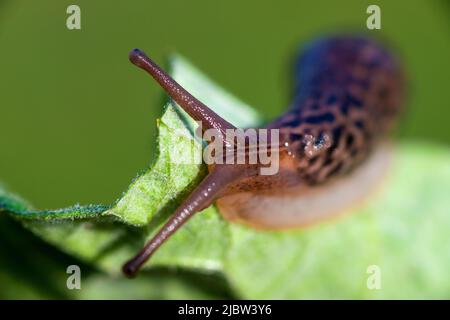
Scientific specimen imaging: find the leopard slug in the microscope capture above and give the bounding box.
[122,35,404,277]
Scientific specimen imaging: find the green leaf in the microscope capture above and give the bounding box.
[0,215,231,299]
[1,54,449,299]
[224,143,450,299]
[98,144,450,299]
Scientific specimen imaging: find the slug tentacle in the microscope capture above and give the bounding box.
[129,49,236,136]
[122,165,245,277]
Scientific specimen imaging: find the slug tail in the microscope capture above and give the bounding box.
[122,165,243,277]
[129,48,236,134]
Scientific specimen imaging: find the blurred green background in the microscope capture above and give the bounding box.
[0,0,449,210]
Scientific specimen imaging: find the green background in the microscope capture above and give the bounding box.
[0,0,449,211]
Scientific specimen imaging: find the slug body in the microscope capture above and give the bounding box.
[123,36,404,276]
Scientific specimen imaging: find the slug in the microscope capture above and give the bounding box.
[123,36,404,277]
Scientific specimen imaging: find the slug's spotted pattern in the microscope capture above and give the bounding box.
[270,37,403,186]
[122,36,404,277]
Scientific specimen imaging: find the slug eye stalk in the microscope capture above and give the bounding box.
[123,49,249,277]
[122,165,243,277]
[129,49,236,136]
